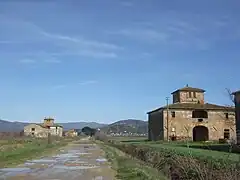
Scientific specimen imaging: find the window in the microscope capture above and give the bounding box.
[224,129,230,139]
[198,119,203,122]
[193,92,196,98]
[188,92,192,98]
[31,128,35,131]
[31,132,34,135]
[225,113,229,119]
[192,110,208,118]
[171,111,176,118]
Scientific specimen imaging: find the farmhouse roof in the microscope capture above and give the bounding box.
[147,103,234,114]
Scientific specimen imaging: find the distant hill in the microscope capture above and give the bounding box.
[0,119,106,132]
[100,119,148,134]
[59,122,107,131]
[0,120,28,132]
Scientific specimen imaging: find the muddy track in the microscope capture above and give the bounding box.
[0,138,116,180]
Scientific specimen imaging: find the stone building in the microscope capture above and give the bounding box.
[148,85,236,141]
[24,118,63,138]
[65,129,78,137]
[232,90,240,144]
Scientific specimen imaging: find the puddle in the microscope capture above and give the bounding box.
[96,158,107,162]
[54,154,79,159]
[24,162,36,166]
[66,160,86,164]
[0,167,33,177]
[27,159,57,164]
[94,176,103,180]
[53,165,99,170]
[78,152,91,155]
[0,167,31,172]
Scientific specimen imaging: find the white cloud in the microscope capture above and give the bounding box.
[41,31,121,50]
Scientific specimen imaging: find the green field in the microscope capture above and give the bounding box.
[104,137,240,180]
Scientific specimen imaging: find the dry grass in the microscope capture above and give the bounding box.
[109,142,240,180]
[0,136,77,167]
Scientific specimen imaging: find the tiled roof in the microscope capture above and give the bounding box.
[232,90,240,95]
[36,123,63,128]
[171,86,205,94]
[147,103,234,114]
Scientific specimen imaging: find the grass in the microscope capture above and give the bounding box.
[115,138,240,162]
[99,142,167,180]
[140,143,240,164]
[109,141,240,180]
[0,137,74,167]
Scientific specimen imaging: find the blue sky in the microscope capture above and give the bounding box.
[0,0,239,124]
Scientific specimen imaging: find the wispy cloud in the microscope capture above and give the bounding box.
[108,29,169,42]
[51,80,97,90]
[41,31,121,50]
[106,11,240,50]
[0,16,121,60]
[38,31,120,59]
[78,80,97,85]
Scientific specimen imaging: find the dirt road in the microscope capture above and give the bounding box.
[0,138,115,180]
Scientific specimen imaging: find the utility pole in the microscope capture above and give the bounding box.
[166,97,170,142]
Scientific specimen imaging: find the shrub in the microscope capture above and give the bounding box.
[108,141,240,180]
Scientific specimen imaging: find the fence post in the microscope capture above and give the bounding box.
[48,132,51,144]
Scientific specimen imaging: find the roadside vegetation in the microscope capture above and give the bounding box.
[98,141,167,180]
[0,136,76,167]
[95,134,240,180]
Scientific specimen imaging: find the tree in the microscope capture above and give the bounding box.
[81,126,96,136]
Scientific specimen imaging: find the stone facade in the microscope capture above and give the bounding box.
[148,86,236,142]
[65,129,78,137]
[162,109,235,141]
[233,90,240,144]
[24,118,63,138]
[173,91,204,104]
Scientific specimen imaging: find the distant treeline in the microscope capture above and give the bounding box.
[81,126,97,136]
[0,131,24,137]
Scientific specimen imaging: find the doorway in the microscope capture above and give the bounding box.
[193,126,209,141]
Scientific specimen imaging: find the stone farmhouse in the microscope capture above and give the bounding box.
[148,85,236,142]
[233,90,240,144]
[24,117,63,138]
[64,129,78,137]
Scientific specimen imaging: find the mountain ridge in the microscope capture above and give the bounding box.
[0,119,147,133]
[0,119,106,132]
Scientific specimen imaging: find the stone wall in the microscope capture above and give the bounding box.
[49,126,63,137]
[162,109,236,141]
[180,91,204,104]
[172,91,204,104]
[24,124,48,138]
[24,124,63,138]
[148,110,164,141]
